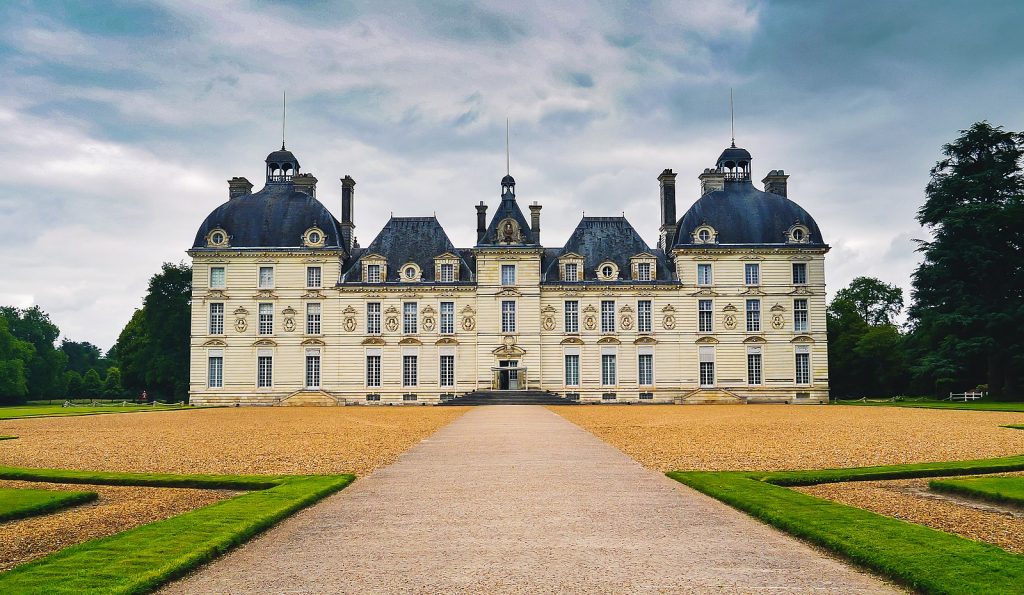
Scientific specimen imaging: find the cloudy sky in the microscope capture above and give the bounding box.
[1,0,1022,349]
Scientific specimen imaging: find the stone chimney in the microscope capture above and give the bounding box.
[529,202,542,244]
[340,176,356,251]
[699,168,725,195]
[228,177,253,199]
[657,169,677,252]
[476,201,488,243]
[762,170,789,197]
[292,173,317,197]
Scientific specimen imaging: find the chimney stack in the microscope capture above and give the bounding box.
[699,168,725,195]
[292,173,317,197]
[657,169,677,252]
[529,202,542,244]
[476,201,488,243]
[340,175,356,251]
[762,170,789,197]
[228,177,253,199]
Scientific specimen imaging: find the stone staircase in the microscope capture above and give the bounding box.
[279,390,342,406]
[440,390,577,406]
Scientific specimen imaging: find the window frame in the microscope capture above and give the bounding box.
[403,302,418,335]
[744,263,760,286]
[637,300,652,333]
[402,354,418,387]
[440,301,455,335]
[306,266,322,289]
[366,264,382,284]
[365,352,381,387]
[747,347,763,386]
[792,262,808,285]
[258,266,274,289]
[501,300,517,334]
[601,300,615,334]
[306,303,322,335]
[638,352,654,386]
[208,303,224,335]
[697,263,713,286]
[439,354,455,388]
[207,352,223,389]
[257,353,273,388]
[564,262,579,282]
[366,302,381,334]
[636,262,652,281]
[794,299,809,332]
[305,350,321,389]
[209,266,226,289]
[440,263,455,283]
[564,300,579,333]
[601,353,617,386]
[698,299,713,333]
[795,347,811,385]
[500,264,516,286]
[258,302,273,335]
[564,352,580,387]
[746,299,761,333]
[699,346,715,387]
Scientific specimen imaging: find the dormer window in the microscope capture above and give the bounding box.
[367,264,381,283]
[440,263,454,282]
[630,253,657,281]
[637,263,651,281]
[207,228,229,248]
[303,227,325,247]
[361,254,387,283]
[558,253,584,283]
[401,262,422,282]
[786,223,810,244]
[434,253,460,283]
[693,225,717,244]
[597,261,619,281]
[699,229,710,242]
[564,263,579,282]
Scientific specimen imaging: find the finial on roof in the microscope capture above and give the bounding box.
[505,117,510,176]
[282,91,287,150]
[730,88,735,148]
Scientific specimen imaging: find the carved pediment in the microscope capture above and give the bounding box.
[634,336,657,345]
[619,304,634,313]
[789,287,814,295]
[497,287,522,297]
[662,304,676,313]
[384,305,400,315]
[252,289,277,300]
[583,304,597,313]
[281,306,296,316]
[342,305,357,315]
[597,336,621,345]
[460,305,476,315]
[560,337,584,345]
[302,289,326,299]
[695,336,719,344]
[740,287,766,296]
[361,252,387,262]
[201,339,227,347]
[233,306,249,316]
[435,251,460,260]
[398,337,423,346]
[361,337,386,345]
[207,289,228,299]
[743,335,767,344]
[301,338,326,346]
[690,289,719,297]
[791,335,815,343]
[435,337,459,345]
[421,305,437,315]
[252,338,278,347]
[541,304,557,314]
[722,303,737,312]
[559,251,584,261]
[492,344,526,357]
[770,303,786,312]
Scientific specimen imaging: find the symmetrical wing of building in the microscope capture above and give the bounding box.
[188,140,829,405]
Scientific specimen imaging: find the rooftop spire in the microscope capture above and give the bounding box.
[282,91,287,150]
[730,88,735,148]
[505,117,510,176]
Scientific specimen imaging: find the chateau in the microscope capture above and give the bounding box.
[188,140,829,405]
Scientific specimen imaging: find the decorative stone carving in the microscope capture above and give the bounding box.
[498,217,523,243]
[771,314,785,329]
[661,304,676,330]
[282,306,296,332]
[233,306,248,333]
[460,305,476,331]
[342,305,357,332]
[384,305,400,333]
[723,314,737,330]
[583,304,597,331]
[541,305,556,331]
[620,314,633,330]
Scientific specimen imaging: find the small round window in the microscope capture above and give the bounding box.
[698,229,711,242]
[792,228,805,241]
[602,265,613,278]
[309,231,321,244]
[211,231,225,244]
[405,267,416,278]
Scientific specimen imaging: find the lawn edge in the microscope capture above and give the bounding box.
[0,489,98,523]
[929,477,1024,507]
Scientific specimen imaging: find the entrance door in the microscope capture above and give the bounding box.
[499,360,519,390]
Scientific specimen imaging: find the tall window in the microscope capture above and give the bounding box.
[403,302,417,334]
[564,263,579,282]
[403,354,418,387]
[258,266,274,288]
[698,299,713,333]
[440,263,455,283]
[209,303,224,335]
[366,264,382,283]
[306,266,322,289]
[792,262,807,285]
[305,350,320,388]
[366,353,381,387]
[747,347,762,385]
[601,353,617,386]
[439,354,455,387]
[501,300,516,333]
[257,352,273,388]
[637,300,652,333]
[306,303,321,335]
[796,347,810,385]
[564,300,579,333]
[745,263,760,285]
[366,302,381,334]
[637,262,652,281]
[501,264,516,286]
[794,299,809,332]
[207,351,223,388]
[564,353,579,386]
[638,352,653,385]
[601,300,615,333]
[697,263,713,286]
[209,266,225,289]
[699,346,715,387]
[440,302,454,334]
[258,303,273,335]
[746,299,761,333]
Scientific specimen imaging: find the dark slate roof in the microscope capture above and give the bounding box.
[543,217,672,282]
[674,180,825,247]
[266,146,299,168]
[477,191,538,246]
[340,217,472,283]
[717,146,752,167]
[192,183,343,249]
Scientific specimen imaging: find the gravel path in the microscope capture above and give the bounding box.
[163,406,895,593]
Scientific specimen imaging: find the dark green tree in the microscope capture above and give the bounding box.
[64,370,83,399]
[82,369,103,398]
[909,122,1024,398]
[0,306,68,398]
[103,367,123,397]
[61,340,109,376]
[833,277,904,326]
[0,317,33,403]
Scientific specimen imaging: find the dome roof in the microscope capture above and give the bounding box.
[192,183,342,249]
[716,146,752,167]
[265,145,299,168]
[501,174,516,186]
[674,181,825,247]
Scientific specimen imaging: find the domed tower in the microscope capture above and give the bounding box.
[716,143,752,182]
[265,144,300,183]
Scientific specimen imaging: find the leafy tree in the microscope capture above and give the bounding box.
[61,340,109,376]
[0,317,33,403]
[0,306,67,398]
[64,370,83,399]
[82,369,103,398]
[909,122,1024,398]
[103,367,123,397]
[833,277,904,326]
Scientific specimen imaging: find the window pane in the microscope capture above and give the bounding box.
[501,300,516,333]
[564,263,578,282]
[700,362,715,386]
[366,355,381,387]
[440,263,454,282]
[638,300,652,333]
[638,353,653,385]
[698,299,713,333]
[794,299,809,332]
[745,263,760,285]
[259,303,273,335]
[501,264,516,286]
[601,354,616,385]
[307,266,322,288]
[367,264,381,283]
[259,267,273,288]
[257,355,273,388]
[403,302,417,334]
[440,301,454,334]
[209,303,224,335]
[306,303,321,334]
[697,263,712,285]
[564,300,579,333]
[796,352,810,385]
[440,355,455,387]
[403,354,418,386]
[564,354,579,386]
[208,356,223,388]
[305,354,320,388]
[601,300,615,333]
[746,299,761,332]
[637,262,651,281]
[210,267,225,289]
[747,352,762,385]
[792,263,807,285]
[367,302,381,334]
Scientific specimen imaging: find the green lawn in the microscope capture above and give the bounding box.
[0,466,355,594]
[931,475,1024,507]
[0,403,195,420]
[0,436,15,440]
[0,488,97,523]
[668,456,1024,594]
[836,399,1024,412]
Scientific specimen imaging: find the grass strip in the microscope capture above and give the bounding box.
[0,466,287,490]
[0,436,15,440]
[0,468,354,594]
[0,405,195,420]
[760,453,1024,486]
[1005,424,1024,430]
[930,476,1024,507]
[837,399,1024,412]
[0,488,97,523]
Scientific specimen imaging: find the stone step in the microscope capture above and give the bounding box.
[441,390,576,406]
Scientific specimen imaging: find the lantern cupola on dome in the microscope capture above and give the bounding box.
[266,143,300,183]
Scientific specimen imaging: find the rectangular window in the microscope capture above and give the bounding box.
[699,346,715,387]
[501,300,516,333]
[366,302,381,334]
[403,302,417,334]
[745,263,760,285]
[257,353,273,388]
[258,303,273,335]
[439,354,455,387]
[440,301,454,334]
[637,300,652,333]
[306,303,321,335]
[209,303,224,335]
[794,299,809,332]
[697,263,713,286]
[440,263,455,283]
[564,263,579,282]
[747,347,763,385]
[638,353,653,385]
[601,300,615,333]
[305,350,320,388]
[746,299,761,333]
[792,262,807,285]
[209,266,225,289]
[306,266,322,288]
[501,264,516,286]
[207,351,223,388]
[258,266,274,288]
[564,300,579,333]
[366,353,381,387]
[403,354,418,387]
[637,262,652,281]
[698,299,713,333]
[366,264,382,283]
[564,353,579,386]
[601,353,617,386]
[796,347,811,385]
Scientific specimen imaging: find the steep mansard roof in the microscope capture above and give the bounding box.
[543,216,672,282]
[340,217,473,283]
[477,191,538,246]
